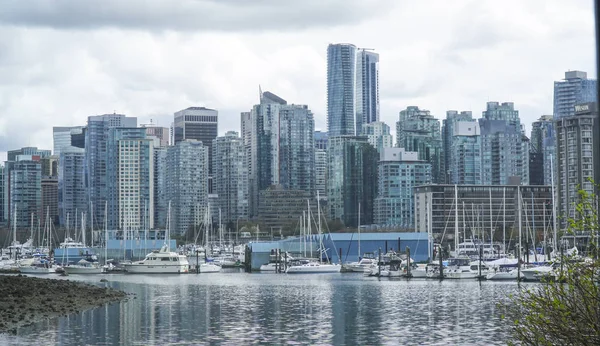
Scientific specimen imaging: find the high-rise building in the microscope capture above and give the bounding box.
[355,49,379,134]
[327,43,357,136]
[362,121,393,154]
[447,120,482,185]
[555,102,599,229]
[53,126,84,157]
[142,125,170,147]
[8,155,42,231]
[258,186,317,237]
[248,91,315,216]
[553,71,598,119]
[41,155,59,177]
[85,113,137,229]
[374,148,431,228]
[0,165,5,224]
[41,176,58,226]
[442,111,473,183]
[173,107,218,193]
[7,147,51,161]
[327,136,378,227]
[58,146,86,227]
[314,131,328,150]
[479,102,529,185]
[106,128,152,230]
[529,115,555,186]
[315,149,327,200]
[166,140,208,234]
[396,106,443,183]
[213,131,248,225]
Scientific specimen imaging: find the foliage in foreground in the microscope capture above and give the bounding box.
[502,188,600,346]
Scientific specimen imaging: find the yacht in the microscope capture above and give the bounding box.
[64,259,103,274]
[54,237,98,266]
[521,263,556,281]
[342,257,377,273]
[286,259,341,274]
[124,244,190,274]
[19,257,55,274]
[198,261,221,273]
[445,258,489,279]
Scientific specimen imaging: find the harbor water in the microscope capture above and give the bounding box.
[4,271,522,345]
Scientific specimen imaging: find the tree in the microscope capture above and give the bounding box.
[502,188,600,345]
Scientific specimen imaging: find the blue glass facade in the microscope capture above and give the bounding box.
[554,71,598,119]
[327,44,357,136]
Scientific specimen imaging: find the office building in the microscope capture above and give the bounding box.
[415,185,553,242]
[53,126,84,157]
[142,125,170,147]
[8,156,42,231]
[41,176,58,226]
[327,43,357,136]
[314,131,328,150]
[315,149,327,200]
[213,131,248,225]
[166,140,208,234]
[442,111,473,183]
[257,186,318,237]
[553,71,598,119]
[355,49,379,134]
[85,113,137,229]
[41,155,59,177]
[479,102,529,185]
[7,147,51,161]
[374,148,431,229]
[529,115,555,186]
[555,102,600,229]
[448,120,482,185]
[327,136,378,227]
[58,146,86,227]
[362,121,393,153]
[153,147,168,229]
[0,165,5,224]
[396,106,443,183]
[173,107,218,192]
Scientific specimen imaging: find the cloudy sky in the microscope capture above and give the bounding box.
[0,0,596,161]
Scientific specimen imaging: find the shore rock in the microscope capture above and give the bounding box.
[0,276,127,334]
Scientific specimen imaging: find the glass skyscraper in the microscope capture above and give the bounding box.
[213,131,248,225]
[327,43,357,136]
[58,146,86,227]
[355,49,379,134]
[442,111,482,185]
[529,115,554,186]
[362,121,393,154]
[553,71,597,119]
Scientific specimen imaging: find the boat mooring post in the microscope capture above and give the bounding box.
[406,246,411,278]
[378,248,382,277]
[438,245,444,280]
[284,251,288,272]
[478,246,483,280]
[275,249,279,273]
[339,248,342,265]
[385,241,388,254]
[196,249,199,274]
[517,248,521,283]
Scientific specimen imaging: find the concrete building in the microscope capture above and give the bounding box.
[53,126,84,157]
[166,140,208,234]
[41,155,58,177]
[362,121,393,153]
[479,102,529,185]
[327,43,357,136]
[58,146,86,227]
[8,147,51,162]
[142,125,170,147]
[396,106,443,183]
[248,91,315,216]
[415,185,553,247]
[555,102,600,229]
[355,49,379,134]
[315,149,327,200]
[213,131,248,225]
[85,113,137,230]
[374,148,431,229]
[554,71,597,119]
[257,186,318,237]
[41,176,58,226]
[327,136,378,227]
[173,107,218,193]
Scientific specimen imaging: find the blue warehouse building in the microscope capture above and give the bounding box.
[248,232,430,271]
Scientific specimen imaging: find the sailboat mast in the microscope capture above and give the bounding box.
[454,185,458,255]
[550,154,558,253]
[308,199,312,259]
[543,201,547,261]
[317,191,322,263]
[104,201,108,265]
[13,205,17,245]
[489,189,493,255]
[503,187,506,255]
[358,202,361,259]
[518,186,522,262]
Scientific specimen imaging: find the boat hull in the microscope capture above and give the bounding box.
[286,264,341,274]
[64,266,103,274]
[124,264,189,274]
[486,270,521,280]
[19,266,55,274]
[198,263,221,273]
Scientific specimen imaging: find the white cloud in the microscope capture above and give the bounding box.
[0,0,596,156]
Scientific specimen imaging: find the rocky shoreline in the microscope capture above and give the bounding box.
[0,275,128,334]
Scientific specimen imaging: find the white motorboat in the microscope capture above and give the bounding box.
[124,244,190,274]
[198,262,221,273]
[445,258,489,279]
[407,263,429,278]
[343,258,377,273]
[286,261,341,274]
[64,259,103,274]
[486,268,522,280]
[521,264,555,281]
[19,258,55,274]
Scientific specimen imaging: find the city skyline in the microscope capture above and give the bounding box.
[0,0,596,161]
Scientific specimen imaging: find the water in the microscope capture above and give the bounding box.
[4,271,521,345]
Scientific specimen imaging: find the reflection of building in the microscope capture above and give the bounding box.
[555,102,599,229]
[327,43,357,136]
[479,102,529,185]
[327,136,378,227]
[374,148,431,229]
[554,70,597,120]
[415,185,553,242]
[257,186,317,237]
[396,106,443,183]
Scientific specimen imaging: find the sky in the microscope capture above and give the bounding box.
[0,0,596,162]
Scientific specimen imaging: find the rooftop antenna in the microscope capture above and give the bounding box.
[259,84,263,101]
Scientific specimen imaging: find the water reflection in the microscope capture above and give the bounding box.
[9,273,520,345]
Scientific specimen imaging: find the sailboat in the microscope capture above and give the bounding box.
[286,192,341,274]
[19,208,55,274]
[124,201,190,274]
[65,212,103,274]
[198,207,221,273]
[343,203,377,273]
